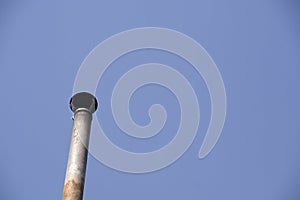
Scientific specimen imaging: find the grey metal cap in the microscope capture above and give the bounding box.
[69,92,98,113]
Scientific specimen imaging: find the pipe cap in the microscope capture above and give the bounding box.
[70,92,98,113]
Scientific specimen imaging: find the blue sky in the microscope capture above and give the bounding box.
[0,1,300,199]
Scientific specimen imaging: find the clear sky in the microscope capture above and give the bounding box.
[0,0,300,199]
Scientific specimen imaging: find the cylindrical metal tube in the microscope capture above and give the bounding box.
[63,92,98,200]
[63,109,92,200]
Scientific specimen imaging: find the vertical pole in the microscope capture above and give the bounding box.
[62,92,98,200]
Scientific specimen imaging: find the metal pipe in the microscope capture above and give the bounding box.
[62,92,98,200]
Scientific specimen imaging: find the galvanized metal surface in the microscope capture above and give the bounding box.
[63,92,97,200]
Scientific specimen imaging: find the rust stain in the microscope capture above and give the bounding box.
[62,180,84,200]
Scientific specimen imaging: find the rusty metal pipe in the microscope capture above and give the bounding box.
[63,92,98,200]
